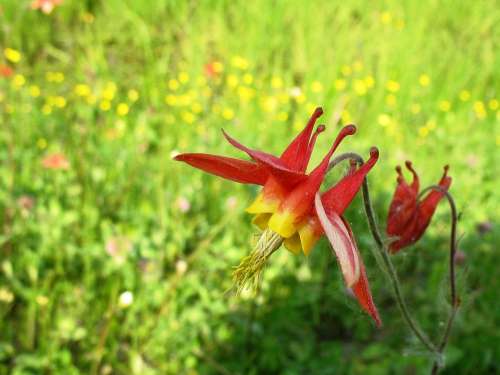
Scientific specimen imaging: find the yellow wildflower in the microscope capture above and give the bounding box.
[353,79,367,96]
[410,103,421,114]
[238,86,255,101]
[488,99,498,111]
[271,77,283,89]
[386,94,397,107]
[165,95,177,106]
[181,111,195,124]
[54,96,66,108]
[311,81,323,93]
[386,80,400,93]
[364,75,375,88]
[276,111,288,122]
[117,103,129,116]
[100,100,111,111]
[128,89,139,102]
[12,74,25,88]
[29,85,41,97]
[74,84,91,97]
[212,61,223,73]
[459,90,471,101]
[341,109,351,123]
[168,79,180,91]
[4,48,21,63]
[243,73,253,85]
[102,82,117,100]
[419,74,430,87]
[438,100,451,112]
[86,95,96,105]
[334,79,346,91]
[473,101,486,119]
[222,108,234,120]
[42,104,52,115]
[377,114,392,127]
[341,65,352,76]
[353,60,363,72]
[178,72,189,84]
[418,126,429,137]
[191,102,203,114]
[227,74,239,88]
[37,138,48,149]
[261,96,277,112]
[231,56,249,70]
[380,11,392,25]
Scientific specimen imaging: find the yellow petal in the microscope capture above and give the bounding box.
[268,210,297,238]
[284,234,302,255]
[246,193,279,214]
[298,223,321,256]
[252,213,271,230]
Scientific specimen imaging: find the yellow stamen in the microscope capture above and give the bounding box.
[232,229,283,293]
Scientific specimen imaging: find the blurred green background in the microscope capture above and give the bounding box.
[0,0,498,374]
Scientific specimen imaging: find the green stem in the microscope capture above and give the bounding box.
[419,186,459,375]
[328,154,438,354]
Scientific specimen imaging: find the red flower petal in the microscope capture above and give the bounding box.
[388,165,452,253]
[280,107,324,172]
[315,194,381,326]
[386,164,419,241]
[222,130,307,188]
[413,165,452,239]
[341,216,382,327]
[315,194,360,287]
[321,147,379,216]
[276,125,356,220]
[174,153,268,185]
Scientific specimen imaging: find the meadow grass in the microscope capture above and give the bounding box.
[0,0,499,374]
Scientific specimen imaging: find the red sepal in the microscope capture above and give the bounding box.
[174,153,268,185]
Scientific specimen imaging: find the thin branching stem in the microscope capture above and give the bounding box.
[328,153,438,354]
[419,186,459,375]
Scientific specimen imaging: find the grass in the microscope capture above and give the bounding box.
[0,0,499,374]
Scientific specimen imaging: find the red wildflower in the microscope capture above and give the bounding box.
[174,108,381,325]
[0,65,13,78]
[41,153,70,170]
[386,161,452,253]
[31,0,62,14]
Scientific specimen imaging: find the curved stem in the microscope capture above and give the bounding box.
[328,153,438,354]
[419,186,459,374]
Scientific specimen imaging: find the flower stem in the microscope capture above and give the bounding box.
[419,186,460,375]
[328,154,438,354]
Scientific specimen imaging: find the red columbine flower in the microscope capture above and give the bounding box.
[174,108,381,325]
[386,161,452,253]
